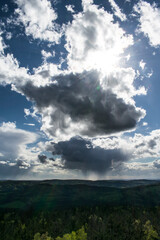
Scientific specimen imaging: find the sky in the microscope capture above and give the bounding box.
[0,0,160,180]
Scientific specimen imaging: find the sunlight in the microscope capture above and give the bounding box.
[92,50,121,75]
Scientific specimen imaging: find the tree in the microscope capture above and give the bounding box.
[143,220,159,240]
[33,232,53,240]
[76,226,87,240]
[55,226,87,240]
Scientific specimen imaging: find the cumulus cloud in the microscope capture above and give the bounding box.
[66,5,75,13]
[119,159,160,177]
[93,129,160,161]
[0,0,152,179]
[16,159,31,169]
[1,4,8,13]
[0,33,6,54]
[89,130,160,178]
[19,71,145,140]
[139,60,146,70]
[0,122,38,164]
[5,32,12,40]
[14,0,61,42]
[41,50,52,60]
[105,158,160,179]
[153,160,160,169]
[142,122,148,126]
[38,154,47,164]
[0,49,29,86]
[134,1,160,47]
[131,130,160,159]
[24,123,35,126]
[0,33,59,87]
[0,161,31,179]
[49,137,129,175]
[108,0,127,21]
[0,0,146,144]
[63,0,146,104]
[65,1,133,74]
[0,31,30,86]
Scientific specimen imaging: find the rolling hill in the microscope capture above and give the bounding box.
[0,179,160,211]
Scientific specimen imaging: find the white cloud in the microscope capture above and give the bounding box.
[1,4,8,13]
[41,50,55,62]
[14,0,61,42]
[41,50,52,60]
[139,59,146,70]
[9,1,145,142]
[119,159,160,178]
[0,52,29,86]
[66,5,75,13]
[108,0,127,21]
[131,130,160,159]
[0,33,30,86]
[0,0,147,145]
[101,67,147,104]
[19,70,145,141]
[24,123,35,126]
[92,128,160,160]
[64,0,146,104]
[123,161,152,171]
[0,33,60,88]
[134,1,160,47]
[0,32,7,54]
[0,122,38,164]
[126,54,131,61]
[65,2,133,74]
[146,70,153,78]
[5,32,12,40]
[142,121,148,126]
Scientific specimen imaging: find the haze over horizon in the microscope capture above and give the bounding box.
[0,0,160,180]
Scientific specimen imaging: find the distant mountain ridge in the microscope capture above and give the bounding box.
[0,179,160,210]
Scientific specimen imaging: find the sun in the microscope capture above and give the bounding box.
[92,50,121,75]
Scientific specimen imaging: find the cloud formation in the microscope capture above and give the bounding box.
[14,0,61,42]
[38,154,47,164]
[0,0,146,144]
[108,0,127,21]
[92,129,160,160]
[19,71,145,140]
[134,1,160,47]
[0,0,158,179]
[0,42,29,86]
[0,122,38,165]
[38,127,160,177]
[50,137,129,175]
[0,161,31,179]
[65,1,132,73]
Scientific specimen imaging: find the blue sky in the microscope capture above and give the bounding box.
[0,0,160,180]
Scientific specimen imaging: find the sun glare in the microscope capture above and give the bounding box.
[93,50,120,75]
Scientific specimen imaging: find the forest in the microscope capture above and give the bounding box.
[0,180,160,240]
[1,205,160,239]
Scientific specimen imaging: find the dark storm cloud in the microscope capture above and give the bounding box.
[38,154,47,164]
[153,160,160,169]
[0,162,31,179]
[19,71,144,137]
[148,139,156,149]
[50,137,129,174]
[49,157,55,161]
[135,142,146,148]
[16,159,30,169]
